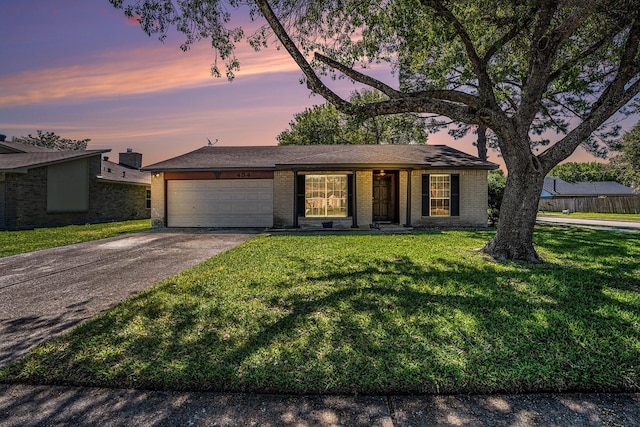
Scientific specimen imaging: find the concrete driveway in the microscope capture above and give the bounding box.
[0,229,257,369]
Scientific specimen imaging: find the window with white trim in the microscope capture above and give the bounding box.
[430,174,450,216]
[305,175,347,217]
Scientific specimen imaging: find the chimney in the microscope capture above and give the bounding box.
[119,149,142,169]
[0,134,6,142]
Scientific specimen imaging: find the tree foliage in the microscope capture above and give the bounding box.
[278,90,428,145]
[111,0,640,262]
[13,130,90,151]
[610,122,640,189]
[548,162,622,183]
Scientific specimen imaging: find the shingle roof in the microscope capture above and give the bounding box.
[142,145,499,171]
[543,177,636,196]
[0,150,109,172]
[0,141,149,186]
[0,140,59,153]
[99,160,151,185]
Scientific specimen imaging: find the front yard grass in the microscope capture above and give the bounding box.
[0,219,151,258]
[1,228,638,394]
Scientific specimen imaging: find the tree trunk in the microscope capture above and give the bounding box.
[483,160,545,263]
[476,125,488,161]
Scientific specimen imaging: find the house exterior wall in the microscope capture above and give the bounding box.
[151,167,489,230]
[150,172,166,227]
[273,170,294,227]
[356,170,373,227]
[3,156,150,230]
[410,168,489,227]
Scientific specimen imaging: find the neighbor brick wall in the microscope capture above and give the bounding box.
[410,169,489,227]
[4,156,150,230]
[93,182,150,222]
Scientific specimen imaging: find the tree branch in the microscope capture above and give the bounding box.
[423,0,498,108]
[547,35,611,84]
[483,6,537,65]
[314,53,402,98]
[254,0,354,113]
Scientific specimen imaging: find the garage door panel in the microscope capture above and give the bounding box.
[168,179,273,227]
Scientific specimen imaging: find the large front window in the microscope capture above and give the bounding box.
[305,175,347,217]
[430,174,450,216]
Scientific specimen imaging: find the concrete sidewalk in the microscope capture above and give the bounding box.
[537,215,640,231]
[1,384,639,426]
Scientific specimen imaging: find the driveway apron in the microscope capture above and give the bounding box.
[0,230,257,368]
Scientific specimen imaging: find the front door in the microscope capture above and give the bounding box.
[373,174,394,222]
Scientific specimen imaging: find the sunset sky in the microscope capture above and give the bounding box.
[0,0,623,168]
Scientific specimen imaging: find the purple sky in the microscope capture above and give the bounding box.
[0,0,617,168]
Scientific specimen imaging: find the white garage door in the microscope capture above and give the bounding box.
[167,179,273,227]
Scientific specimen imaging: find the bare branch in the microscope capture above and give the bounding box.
[314,53,402,98]
[254,0,354,113]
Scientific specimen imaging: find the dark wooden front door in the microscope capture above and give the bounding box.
[373,175,394,222]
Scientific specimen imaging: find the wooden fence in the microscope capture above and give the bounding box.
[538,195,640,214]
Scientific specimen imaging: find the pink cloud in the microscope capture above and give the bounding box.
[0,43,301,107]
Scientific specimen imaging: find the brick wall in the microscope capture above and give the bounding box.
[273,170,294,227]
[93,182,150,222]
[356,170,373,227]
[410,169,488,227]
[4,156,150,230]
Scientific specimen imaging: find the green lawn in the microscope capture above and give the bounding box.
[538,211,640,221]
[1,228,639,394]
[0,220,151,258]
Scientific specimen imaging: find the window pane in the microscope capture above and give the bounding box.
[305,175,348,217]
[430,174,450,216]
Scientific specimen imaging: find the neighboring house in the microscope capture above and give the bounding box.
[540,177,640,213]
[0,140,151,230]
[143,145,498,229]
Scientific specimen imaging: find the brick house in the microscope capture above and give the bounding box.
[143,145,498,229]
[0,140,151,230]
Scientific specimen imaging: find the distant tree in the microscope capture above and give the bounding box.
[548,162,621,183]
[13,130,90,150]
[487,169,506,227]
[278,90,428,145]
[610,122,640,190]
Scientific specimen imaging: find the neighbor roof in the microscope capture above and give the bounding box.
[0,143,109,173]
[98,160,151,185]
[143,145,499,171]
[543,177,636,197]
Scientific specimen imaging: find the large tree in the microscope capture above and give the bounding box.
[278,90,428,145]
[13,130,90,151]
[111,0,640,262]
